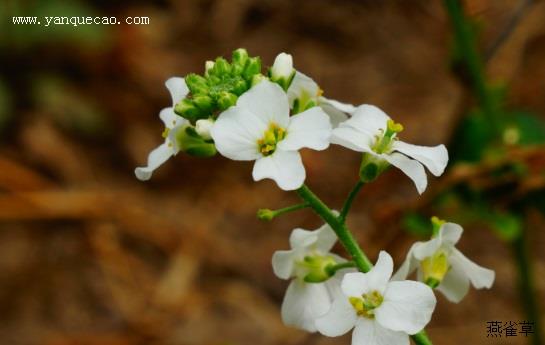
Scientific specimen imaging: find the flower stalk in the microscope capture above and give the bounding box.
[296,184,433,345]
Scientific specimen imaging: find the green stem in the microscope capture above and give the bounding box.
[297,185,372,272]
[339,180,365,223]
[443,0,502,136]
[296,184,433,345]
[326,261,357,276]
[513,228,542,345]
[257,202,309,221]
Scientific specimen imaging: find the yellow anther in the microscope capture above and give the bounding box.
[257,123,286,156]
[162,128,170,139]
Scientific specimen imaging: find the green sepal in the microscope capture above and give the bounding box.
[232,48,249,69]
[213,57,231,76]
[359,153,390,183]
[217,92,238,110]
[185,73,208,95]
[176,126,217,157]
[269,69,295,91]
[192,94,214,113]
[174,99,203,123]
[243,57,261,79]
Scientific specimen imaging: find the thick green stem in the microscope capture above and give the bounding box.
[297,185,372,272]
[443,0,502,136]
[339,181,365,223]
[512,228,542,345]
[296,184,433,345]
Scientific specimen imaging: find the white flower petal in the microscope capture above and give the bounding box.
[134,143,175,181]
[315,223,338,253]
[278,107,332,151]
[366,251,394,294]
[377,281,436,334]
[210,106,263,161]
[238,80,290,128]
[391,243,420,281]
[272,250,296,280]
[321,97,356,114]
[411,237,442,261]
[289,228,319,249]
[252,150,305,191]
[165,77,189,106]
[450,248,495,289]
[439,222,464,245]
[393,141,448,176]
[352,318,410,345]
[383,152,427,194]
[315,295,357,337]
[281,280,332,333]
[436,263,470,303]
[343,105,389,137]
[287,71,320,107]
[159,107,185,129]
[341,272,369,297]
[319,102,349,128]
[331,126,375,152]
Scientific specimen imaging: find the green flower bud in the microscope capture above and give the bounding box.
[192,95,214,114]
[204,60,215,76]
[243,57,262,79]
[232,48,249,68]
[213,57,231,76]
[185,74,208,95]
[175,126,217,157]
[217,91,238,110]
[257,209,275,221]
[174,99,202,123]
[232,78,249,96]
[359,153,390,183]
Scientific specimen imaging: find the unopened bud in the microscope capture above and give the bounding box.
[213,57,231,76]
[195,118,214,140]
[175,99,202,122]
[185,74,208,95]
[243,57,261,79]
[270,53,293,80]
[217,92,238,110]
[232,48,249,67]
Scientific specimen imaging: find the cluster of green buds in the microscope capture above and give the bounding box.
[174,48,263,124]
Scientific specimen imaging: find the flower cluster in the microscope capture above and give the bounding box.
[135,48,447,192]
[135,49,496,345]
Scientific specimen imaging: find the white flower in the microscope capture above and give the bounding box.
[135,77,189,181]
[270,52,294,80]
[315,251,436,345]
[287,71,356,127]
[210,80,331,191]
[272,222,347,332]
[331,104,448,194]
[392,222,495,303]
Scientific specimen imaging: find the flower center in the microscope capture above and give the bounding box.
[257,123,286,156]
[295,253,337,283]
[421,249,450,287]
[372,119,404,154]
[349,290,384,319]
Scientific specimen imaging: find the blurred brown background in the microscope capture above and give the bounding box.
[1,0,544,344]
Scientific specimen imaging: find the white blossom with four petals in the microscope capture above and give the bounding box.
[135,77,189,181]
[392,222,495,303]
[315,251,436,345]
[331,104,449,194]
[210,80,332,190]
[272,222,347,332]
